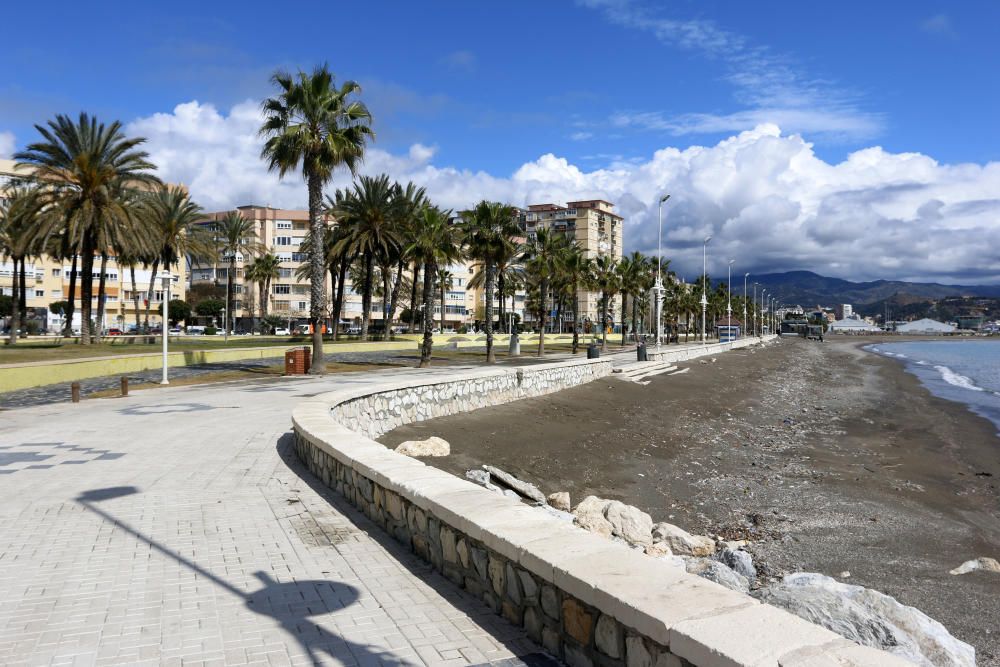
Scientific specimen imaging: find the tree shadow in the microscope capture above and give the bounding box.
[273,435,559,666]
[75,487,415,666]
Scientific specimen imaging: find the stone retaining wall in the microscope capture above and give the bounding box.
[292,347,905,667]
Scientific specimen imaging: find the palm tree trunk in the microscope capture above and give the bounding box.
[620,291,629,346]
[144,257,159,332]
[484,262,496,363]
[130,265,141,332]
[498,272,506,333]
[8,257,20,344]
[63,254,77,337]
[18,258,26,313]
[332,254,349,341]
[537,278,548,357]
[601,290,609,351]
[408,262,420,333]
[95,254,109,339]
[571,284,579,355]
[306,170,326,373]
[440,280,446,333]
[226,256,235,337]
[79,235,96,345]
[361,250,373,340]
[386,261,405,341]
[381,267,392,341]
[419,261,436,368]
[632,293,639,344]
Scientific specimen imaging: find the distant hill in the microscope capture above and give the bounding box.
[746,271,1000,307]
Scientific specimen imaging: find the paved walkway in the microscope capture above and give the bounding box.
[0,365,562,666]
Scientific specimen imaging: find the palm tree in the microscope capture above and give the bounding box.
[406,206,462,367]
[212,212,260,337]
[260,64,373,372]
[331,175,400,341]
[16,113,159,344]
[246,253,282,332]
[617,252,646,346]
[559,244,593,355]
[391,182,427,339]
[591,255,620,352]
[462,201,519,363]
[436,268,454,333]
[522,228,567,357]
[0,181,44,344]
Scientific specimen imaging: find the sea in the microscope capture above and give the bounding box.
[866,340,1000,431]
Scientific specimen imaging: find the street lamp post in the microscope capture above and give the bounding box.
[701,236,712,344]
[160,273,171,385]
[761,290,767,337]
[654,194,670,349]
[726,259,734,327]
[752,283,758,337]
[743,273,749,339]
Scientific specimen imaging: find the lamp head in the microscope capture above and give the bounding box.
[660,194,671,203]
[729,259,735,266]
[704,235,713,244]
[745,272,750,278]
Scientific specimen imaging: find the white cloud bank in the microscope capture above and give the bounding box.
[127,100,1000,285]
[0,131,14,159]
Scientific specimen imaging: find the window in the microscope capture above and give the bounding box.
[277,253,293,262]
[296,301,307,311]
[52,268,62,277]
[217,268,228,278]
[292,285,307,295]
[51,289,63,299]
[274,236,292,246]
[291,252,307,262]
[232,300,243,311]
[273,284,291,294]
[274,300,289,310]
[278,268,292,278]
[35,289,45,298]
[276,220,292,230]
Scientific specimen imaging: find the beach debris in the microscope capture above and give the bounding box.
[651,521,715,557]
[483,465,546,503]
[644,542,672,558]
[948,557,1000,575]
[714,547,757,581]
[840,571,851,578]
[573,496,653,546]
[464,469,505,495]
[685,557,750,593]
[547,491,571,512]
[757,573,975,667]
[395,436,450,457]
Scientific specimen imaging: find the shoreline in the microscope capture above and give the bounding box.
[379,336,1000,663]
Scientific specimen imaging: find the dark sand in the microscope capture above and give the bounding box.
[380,337,1000,663]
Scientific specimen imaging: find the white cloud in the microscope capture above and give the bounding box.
[921,14,956,37]
[578,0,882,141]
[570,131,593,141]
[0,131,14,158]
[129,100,1000,285]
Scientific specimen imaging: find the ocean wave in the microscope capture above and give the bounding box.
[934,365,984,392]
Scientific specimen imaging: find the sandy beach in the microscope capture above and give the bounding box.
[380,336,1000,663]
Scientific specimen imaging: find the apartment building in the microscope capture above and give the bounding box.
[520,199,624,329]
[0,158,186,333]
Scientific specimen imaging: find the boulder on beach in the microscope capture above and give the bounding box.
[483,465,546,503]
[395,436,450,457]
[757,573,975,667]
[949,557,1000,575]
[685,558,750,593]
[572,496,653,546]
[651,521,715,557]
[547,491,571,512]
[715,547,757,581]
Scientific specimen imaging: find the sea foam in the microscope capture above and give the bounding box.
[934,365,984,392]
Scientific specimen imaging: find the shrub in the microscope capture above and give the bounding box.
[204,326,218,336]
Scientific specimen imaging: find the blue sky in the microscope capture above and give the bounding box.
[3,0,1000,283]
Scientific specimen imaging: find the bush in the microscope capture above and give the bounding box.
[204,326,218,336]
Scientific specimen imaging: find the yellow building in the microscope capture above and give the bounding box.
[0,158,186,333]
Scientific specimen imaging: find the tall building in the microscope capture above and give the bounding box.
[0,158,186,333]
[520,200,624,328]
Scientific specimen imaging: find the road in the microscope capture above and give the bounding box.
[0,364,557,666]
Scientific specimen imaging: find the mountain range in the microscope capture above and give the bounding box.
[743,271,1000,307]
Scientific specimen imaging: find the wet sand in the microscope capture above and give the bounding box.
[380,337,1000,663]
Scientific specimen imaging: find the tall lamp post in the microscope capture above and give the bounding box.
[654,194,670,349]
[743,273,749,339]
[752,283,758,337]
[761,290,767,336]
[726,259,734,327]
[160,273,171,385]
[701,235,712,344]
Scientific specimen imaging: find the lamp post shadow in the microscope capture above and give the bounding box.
[76,487,414,666]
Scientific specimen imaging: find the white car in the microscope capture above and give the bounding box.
[274,327,291,336]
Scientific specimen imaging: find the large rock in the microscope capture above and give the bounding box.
[715,547,757,581]
[547,491,571,512]
[949,557,1000,575]
[685,558,750,593]
[651,521,715,556]
[395,436,450,457]
[573,496,653,546]
[483,465,546,503]
[757,573,975,667]
[605,501,653,546]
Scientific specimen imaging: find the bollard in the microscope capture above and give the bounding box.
[121,376,129,397]
[71,382,81,403]
[636,342,647,362]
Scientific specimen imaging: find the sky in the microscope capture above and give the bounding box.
[2,0,1000,284]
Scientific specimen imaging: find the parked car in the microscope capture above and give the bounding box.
[107,328,123,336]
[168,326,182,334]
[274,327,291,336]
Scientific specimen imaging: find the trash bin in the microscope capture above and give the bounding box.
[636,342,647,361]
[284,346,312,375]
[508,333,521,356]
[587,343,600,359]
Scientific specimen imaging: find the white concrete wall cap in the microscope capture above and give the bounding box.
[670,603,842,667]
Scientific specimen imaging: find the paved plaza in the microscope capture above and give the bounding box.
[0,365,560,666]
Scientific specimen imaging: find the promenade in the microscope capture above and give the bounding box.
[0,364,557,666]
